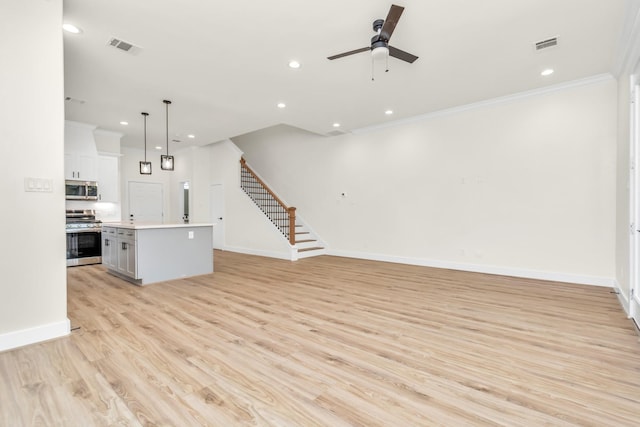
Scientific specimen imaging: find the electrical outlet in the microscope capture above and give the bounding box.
[188,231,194,239]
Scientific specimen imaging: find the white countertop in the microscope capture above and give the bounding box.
[102,222,215,230]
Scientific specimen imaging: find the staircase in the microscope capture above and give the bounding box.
[292,223,325,259]
[240,158,325,260]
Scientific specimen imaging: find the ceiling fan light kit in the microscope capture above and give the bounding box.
[371,45,389,60]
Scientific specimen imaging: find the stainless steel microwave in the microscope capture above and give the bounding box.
[65,180,98,200]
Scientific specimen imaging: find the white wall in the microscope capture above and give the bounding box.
[208,140,293,258]
[613,1,640,314]
[119,146,173,223]
[616,71,632,305]
[0,0,69,351]
[94,129,122,154]
[119,145,212,224]
[234,77,617,285]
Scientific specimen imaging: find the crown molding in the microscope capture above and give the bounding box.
[353,74,614,135]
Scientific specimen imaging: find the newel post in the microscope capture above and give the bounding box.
[288,207,296,245]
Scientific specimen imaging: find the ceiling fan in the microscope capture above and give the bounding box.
[327,4,418,64]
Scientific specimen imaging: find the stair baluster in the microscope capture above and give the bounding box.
[240,158,296,245]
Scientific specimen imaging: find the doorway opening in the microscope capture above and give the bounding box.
[178,181,190,223]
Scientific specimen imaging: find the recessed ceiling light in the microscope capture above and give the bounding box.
[288,60,301,69]
[277,102,286,109]
[385,110,393,115]
[120,121,128,125]
[187,134,195,139]
[333,123,341,128]
[155,146,163,150]
[541,68,554,76]
[62,23,82,34]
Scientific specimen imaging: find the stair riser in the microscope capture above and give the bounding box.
[296,241,320,250]
[296,248,327,259]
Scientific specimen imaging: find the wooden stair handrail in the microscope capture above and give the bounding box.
[240,158,297,245]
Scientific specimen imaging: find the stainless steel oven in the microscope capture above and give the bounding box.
[66,210,102,266]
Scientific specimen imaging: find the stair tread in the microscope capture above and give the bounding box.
[298,246,324,252]
[296,239,316,243]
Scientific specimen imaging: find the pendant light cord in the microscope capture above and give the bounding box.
[143,112,148,162]
[164,99,171,156]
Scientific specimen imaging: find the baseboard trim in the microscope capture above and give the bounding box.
[327,249,614,287]
[613,280,630,316]
[223,246,295,261]
[0,318,70,353]
[631,297,640,330]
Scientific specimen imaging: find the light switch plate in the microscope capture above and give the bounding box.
[24,177,53,192]
[188,231,194,239]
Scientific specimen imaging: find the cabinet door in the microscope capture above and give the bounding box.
[65,152,98,181]
[106,239,118,269]
[117,238,131,276]
[125,239,137,277]
[101,233,110,266]
[97,155,119,202]
[116,231,137,278]
[102,228,118,269]
[64,153,75,180]
[77,154,97,181]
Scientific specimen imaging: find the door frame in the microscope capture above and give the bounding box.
[630,71,640,328]
[128,181,164,223]
[210,183,225,250]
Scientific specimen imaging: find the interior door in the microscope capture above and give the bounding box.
[210,184,225,249]
[178,181,190,222]
[129,182,163,223]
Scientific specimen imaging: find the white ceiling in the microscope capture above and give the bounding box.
[63,0,629,150]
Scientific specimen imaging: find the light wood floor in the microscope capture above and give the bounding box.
[1,251,640,426]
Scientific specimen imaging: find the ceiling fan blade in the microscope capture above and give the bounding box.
[388,46,419,63]
[380,4,404,42]
[327,47,370,60]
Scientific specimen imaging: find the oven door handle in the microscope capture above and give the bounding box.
[66,228,102,233]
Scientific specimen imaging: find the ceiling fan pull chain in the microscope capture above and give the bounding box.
[371,55,375,81]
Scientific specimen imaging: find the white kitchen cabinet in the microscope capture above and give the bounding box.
[97,155,119,202]
[103,223,213,285]
[101,227,118,270]
[65,152,97,181]
[116,229,137,278]
[65,121,98,181]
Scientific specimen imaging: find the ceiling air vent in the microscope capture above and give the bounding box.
[107,37,141,54]
[327,130,346,137]
[535,37,558,51]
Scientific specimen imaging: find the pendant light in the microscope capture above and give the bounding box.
[160,99,174,171]
[139,112,152,175]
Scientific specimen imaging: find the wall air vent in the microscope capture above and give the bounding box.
[107,37,141,54]
[535,37,558,51]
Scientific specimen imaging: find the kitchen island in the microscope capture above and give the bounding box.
[101,222,214,285]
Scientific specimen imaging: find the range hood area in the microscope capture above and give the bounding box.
[64,120,122,222]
